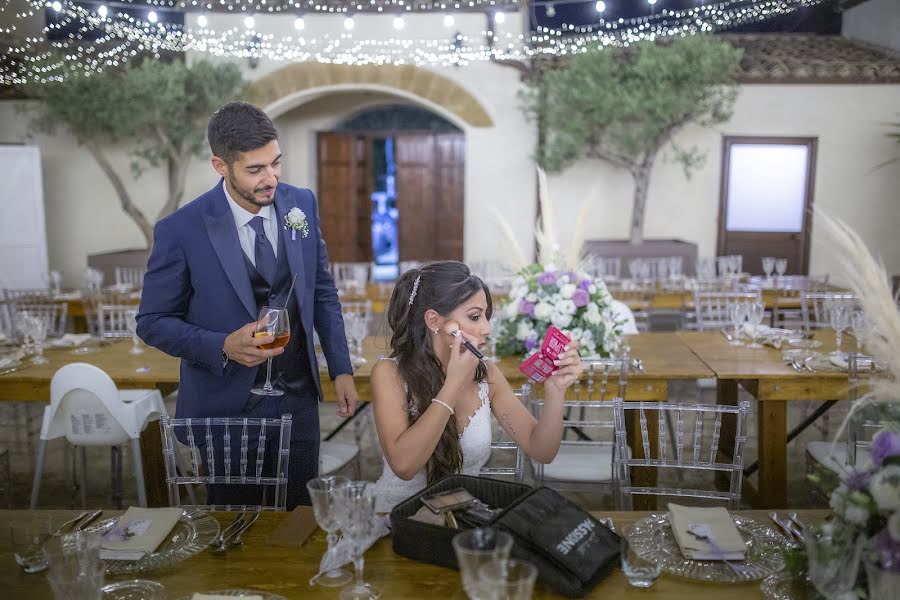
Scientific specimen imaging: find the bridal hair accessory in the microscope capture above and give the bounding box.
[408,274,421,306]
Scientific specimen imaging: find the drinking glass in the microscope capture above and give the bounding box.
[43,532,105,600]
[774,258,788,278]
[621,524,661,587]
[761,257,775,281]
[125,309,143,355]
[343,313,360,365]
[728,302,746,346]
[10,513,53,573]
[745,301,765,349]
[336,487,379,600]
[306,475,352,587]
[806,524,863,599]
[477,559,538,600]
[250,306,290,396]
[452,528,514,600]
[850,310,869,354]
[829,304,851,358]
[351,314,368,364]
[28,315,49,365]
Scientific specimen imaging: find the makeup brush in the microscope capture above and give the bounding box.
[449,328,485,360]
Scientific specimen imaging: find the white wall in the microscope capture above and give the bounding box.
[843,0,900,52]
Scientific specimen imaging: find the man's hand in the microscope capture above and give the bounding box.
[333,374,358,417]
[223,322,285,367]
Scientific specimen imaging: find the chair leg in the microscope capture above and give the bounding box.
[30,439,47,509]
[130,438,148,508]
[78,447,88,509]
[110,446,123,510]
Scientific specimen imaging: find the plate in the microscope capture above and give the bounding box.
[101,580,166,600]
[786,338,822,349]
[85,509,219,575]
[760,572,824,600]
[628,514,786,583]
[173,590,289,600]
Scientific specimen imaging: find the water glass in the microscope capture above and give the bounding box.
[337,489,379,600]
[774,258,788,277]
[477,559,538,600]
[10,514,54,573]
[125,309,143,355]
[43,532,105,600]
[452,528,514,600]
[728,302,746,346]
[621,525,661,588]
[829,304,851,357]
[306,475,352,588]
[761,257,775,280]
[745,301,765,349]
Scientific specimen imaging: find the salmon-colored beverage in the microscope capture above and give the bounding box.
[254,331,290,350]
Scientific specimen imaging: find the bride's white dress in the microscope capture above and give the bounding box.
[368,376,492,514]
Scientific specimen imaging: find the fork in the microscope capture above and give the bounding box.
[210,512,245,555]
[229,512,260,548]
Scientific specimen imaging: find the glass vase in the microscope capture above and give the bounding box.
[805,525,864,599]
[866,559,900,600]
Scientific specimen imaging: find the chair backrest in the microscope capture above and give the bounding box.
[844,353,892,466]
[159,414,292,511]
[332,262,370,295]
[13,302,68,338]
[692,290,760,331]
[97,304,137,338]
[2,288,52,302]
[585,256,622,281]
[83,292,137,336]
[800,292,859,332]
[46,363,148,445]
[479,384,531,482]
[114,266,147,288]
[613,398,751,509]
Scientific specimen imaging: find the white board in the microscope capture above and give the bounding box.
[0,145,48,289]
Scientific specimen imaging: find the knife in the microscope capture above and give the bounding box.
[720,329,733,342]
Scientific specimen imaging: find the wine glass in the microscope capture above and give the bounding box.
[774,258,788,279]
[745,301,765,348]
[727,302,746,346]
[250,306,290,396]
[761,257,775,281]
[336,485,379,600]
[850,310,869,354]
[829,304,851,358]
[28,315,49,365]
[343,313,360,365]
[125,309,143,355]
[351,314,368,365]
[307,475,352,587]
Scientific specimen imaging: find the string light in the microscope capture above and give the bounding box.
[494,10,504,23]
[294,15,304,29]
[147,10,157,22]
[196,13,207,26]
[443,13,454,26]
[97,4,107,18]
[343,15,355,29]
[50,0,61,11]
[545,3,554,17]
[595,1,605,13]
[393,15,405,29]
[2,0,829,82]
[243,14,255,28]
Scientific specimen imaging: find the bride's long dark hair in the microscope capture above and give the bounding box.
[387,261,493,484]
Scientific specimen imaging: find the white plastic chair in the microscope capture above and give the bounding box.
[114,266,147,289]
[479,385,531,482]
[30,363,165,509]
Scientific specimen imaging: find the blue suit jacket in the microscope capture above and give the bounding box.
[136,180,353,419]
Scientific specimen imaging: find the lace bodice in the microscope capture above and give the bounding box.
[368,376,492,514]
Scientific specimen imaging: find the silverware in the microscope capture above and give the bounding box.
[74,509,103,531]
[768,512,800,546]
[210,512,245,554]
[803,356,816,373]
[630,358,644,373]
[787,512,808,542]
[720,329,734,342]
[229,512,260,548]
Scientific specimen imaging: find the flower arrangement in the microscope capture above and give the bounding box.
[493,264,623,358]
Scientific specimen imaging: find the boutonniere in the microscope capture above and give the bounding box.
[284,207,309,240]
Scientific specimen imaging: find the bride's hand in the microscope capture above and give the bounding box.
[544,341,583,393]
[444,323,481,390]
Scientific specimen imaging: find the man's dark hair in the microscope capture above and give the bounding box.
[207,101,278,165]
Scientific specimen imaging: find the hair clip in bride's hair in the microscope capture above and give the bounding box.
[407,274,421,306]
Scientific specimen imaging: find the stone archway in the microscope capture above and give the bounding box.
[244,64,493,128]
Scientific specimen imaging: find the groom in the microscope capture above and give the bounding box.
[137,101,357,508]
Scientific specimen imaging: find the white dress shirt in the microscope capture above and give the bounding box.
[223,180,278,266]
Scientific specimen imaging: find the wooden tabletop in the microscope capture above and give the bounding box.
[0,509,827,598]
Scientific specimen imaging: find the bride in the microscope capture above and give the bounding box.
[368,261,583,513]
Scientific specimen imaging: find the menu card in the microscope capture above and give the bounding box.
[100,507,183,560]
[668,504,747,561]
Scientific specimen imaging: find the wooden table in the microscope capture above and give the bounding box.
[678,330,852,509]
[0,509,827,598]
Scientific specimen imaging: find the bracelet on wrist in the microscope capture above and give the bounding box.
[430,398,455,415]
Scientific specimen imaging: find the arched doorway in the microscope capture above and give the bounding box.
[318,104,465,280]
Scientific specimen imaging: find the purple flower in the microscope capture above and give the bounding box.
[871,431,900,467]
[524,337,537,351]
[843,467,872,492]
[579,278,592,291]
[519,299,536,317]
[876,528,900,572]
[572,289,590,308]
[537,271,557,286]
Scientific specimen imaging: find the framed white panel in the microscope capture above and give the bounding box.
[0,146,48,288]
[725,143,809,233]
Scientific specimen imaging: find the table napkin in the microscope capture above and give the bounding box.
[668,504,746,561]
[100,507,183,560]
[315,515,390,578]
[48,333,93,348]
[192,595,262,600]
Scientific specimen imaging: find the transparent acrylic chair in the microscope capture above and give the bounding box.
[159,414,293,511]
[479,384,531,482]
[96,304,138,338]
[531,357,629,495]
[12,301,68,338]
[613,397,751,510]
[114,266,147,289]
[800,292,859,333]
[691,290,760,331]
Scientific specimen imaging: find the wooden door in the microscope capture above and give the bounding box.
[717,136,817,276]
[316,132,372,262]
[394,133,464,262]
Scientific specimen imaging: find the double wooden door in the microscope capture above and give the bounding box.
[316,131,465,263]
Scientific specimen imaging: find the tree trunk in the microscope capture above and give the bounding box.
[156,151,189,224]
[85,140,154,248]
[629,154,655,245]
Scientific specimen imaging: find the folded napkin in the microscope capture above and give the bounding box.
[192,595,262,600]
[668,504,746,561]
[48,333,93,348]
[100,507,183,560]
[315,514,390,579]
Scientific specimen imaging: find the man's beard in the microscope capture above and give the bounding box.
[228,170,276,207]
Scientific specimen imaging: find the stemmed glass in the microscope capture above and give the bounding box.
[745,301,765,348]
[350,314,368,365]
[774,258,788,279]
[343,313,361,365]
[761,257,775,281]
[125,309,143,355]
[335,482,379,600]
[307,475,352,587]
[22,314,49,365]
[250,306,290,396]
[727,302,747,346]
[829,304,851,358]
[850,310,869,355]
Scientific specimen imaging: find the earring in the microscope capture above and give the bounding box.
[433,329,438,334]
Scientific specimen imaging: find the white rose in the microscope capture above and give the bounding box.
[585,310,602,325]
[550,311,573,329]
[556,299,576,315]
[843,503,870,526]
[559,284,576,299]
[526,292,537,302]
[581,329,594,343]
[829,485,847,514]
[588,284,597,294]
[869,465,900,511]
[569,327,583,341]
[533,302,553,321]
[504,301,519,319]
[550,293,561,305]
[586,302,600,314]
